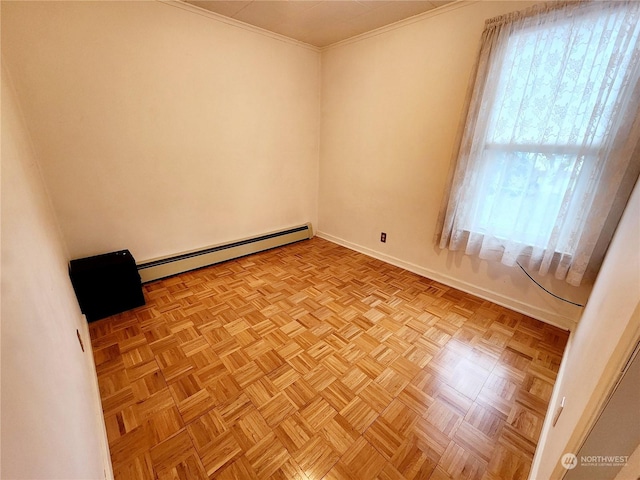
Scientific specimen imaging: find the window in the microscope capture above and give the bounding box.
[438,1,640,286]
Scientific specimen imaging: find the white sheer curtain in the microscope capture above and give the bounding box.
[437,1,640,286]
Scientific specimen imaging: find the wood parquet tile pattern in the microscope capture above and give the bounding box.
[90,237,569,480]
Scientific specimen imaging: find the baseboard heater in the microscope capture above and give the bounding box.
[137,223,313,283]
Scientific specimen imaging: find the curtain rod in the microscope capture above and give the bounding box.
[484,0,622,28]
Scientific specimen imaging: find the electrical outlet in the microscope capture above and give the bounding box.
[380,232,387,243]
[552,396,565,426]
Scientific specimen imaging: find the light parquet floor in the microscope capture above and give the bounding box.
[90,237,569,480]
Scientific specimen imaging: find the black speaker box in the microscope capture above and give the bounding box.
[69,249,145,322]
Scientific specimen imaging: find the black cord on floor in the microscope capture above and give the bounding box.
[516,261,585,308]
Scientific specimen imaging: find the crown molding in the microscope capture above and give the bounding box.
[157,0,321,53]
[321,0,476,51]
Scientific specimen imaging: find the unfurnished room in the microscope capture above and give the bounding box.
[1,1,639,479]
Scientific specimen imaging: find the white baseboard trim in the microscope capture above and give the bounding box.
[316,231,576,331]
[80,316,114,480]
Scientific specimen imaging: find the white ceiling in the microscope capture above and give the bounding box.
[184,0,454,47]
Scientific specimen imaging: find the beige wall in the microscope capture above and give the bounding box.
[318,1,591,329]
[1,0,320,263]
[3,0,594,328]
[531,181,640,479]
[1,65,110,478]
